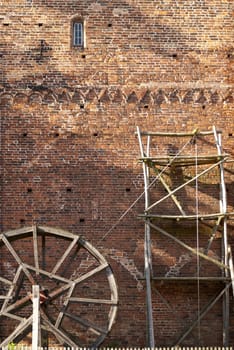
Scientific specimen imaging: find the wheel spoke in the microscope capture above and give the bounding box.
[0,276,12,285]
[0,315,33,348]
[2,235,36,285]
[1,312,24,322]
[52,236,80,275]
[73,262,108,284]
[64,311,107,335]
[1,266,22,312]
[41,309,79,347]
[33,226,40,274]
[0,294,31,315]
[69,297,118,305]
[47,263,109,301]
[24,263,72,284]
[55,284,75,328]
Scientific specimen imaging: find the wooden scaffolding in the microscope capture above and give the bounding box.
[137,126,234,347]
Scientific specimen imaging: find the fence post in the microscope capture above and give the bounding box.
[32,285,40,349]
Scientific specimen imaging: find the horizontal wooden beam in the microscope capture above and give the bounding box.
[138,130,218,137]
[0,296,12,299]
[140,154,229,166]
[69,297,118,305]
[152,277,230,282]
[139,212,234,221]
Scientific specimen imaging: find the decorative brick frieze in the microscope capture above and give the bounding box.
[1,88,233,108]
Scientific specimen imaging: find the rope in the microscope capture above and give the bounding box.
[97,135,194,245]
[195,137,201,344]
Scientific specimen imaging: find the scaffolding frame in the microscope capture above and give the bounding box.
[137,126,234,347]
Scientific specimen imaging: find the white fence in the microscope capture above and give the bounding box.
[3,347,234,350]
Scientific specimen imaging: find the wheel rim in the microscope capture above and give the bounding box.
[0,226,118,347]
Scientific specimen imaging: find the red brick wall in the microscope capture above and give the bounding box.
[1,0,234,347]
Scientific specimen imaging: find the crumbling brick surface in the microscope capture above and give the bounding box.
[0,0,234,347]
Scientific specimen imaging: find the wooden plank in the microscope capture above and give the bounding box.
[33,226,39,274]
[64,311,107,335]
[0,276,12,285]
[32,285,40,349]
[1,312,24,321]
[152,277,230,281]
[0,315,33,348]
[1,235,36,285]
[1,265,22,312]
[38,225,76,239]
[141,154,228,160]
[149,222,229,270]
[0,294,31,315]
[24,263,72,284]
[48,263,108,302]
[0,296,12,300]
[223,287,230,346]
[41,323,79,347]
[72,262,108,284]
[137,126,155,348]
[145,221,155,348]
[52,235,79,274]
[213,126,230,346]
[153,168,186,216]
[205,216,223,254]
[47,282,74,301]
[55,283,75,328]
[69,297,118,304]
[105,266,118,330]
[228,245,234,297]
[139,212,234,221]
[140,154,229,167]
[174,282,231,346]
[11,270,25,304]
[41,311,79,347]
[147,159,226,212]
[136,126,146,157]
[80,238,109,264]
[1,226,33,238]
[138,130,217,137]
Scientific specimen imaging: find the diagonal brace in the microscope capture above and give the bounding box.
[149,222,229,270]
[147,159,226,211]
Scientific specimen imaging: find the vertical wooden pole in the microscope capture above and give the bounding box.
[213,126,229,346]
[137,127,155,347]
[32,285,40,349]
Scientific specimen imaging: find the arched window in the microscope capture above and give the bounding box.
[72,18,85,48]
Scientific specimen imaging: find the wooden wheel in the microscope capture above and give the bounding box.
[0,226,118,347]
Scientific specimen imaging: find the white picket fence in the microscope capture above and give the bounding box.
[3,347,233,350]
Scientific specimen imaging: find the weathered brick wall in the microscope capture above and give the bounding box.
[1,0,234,347]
